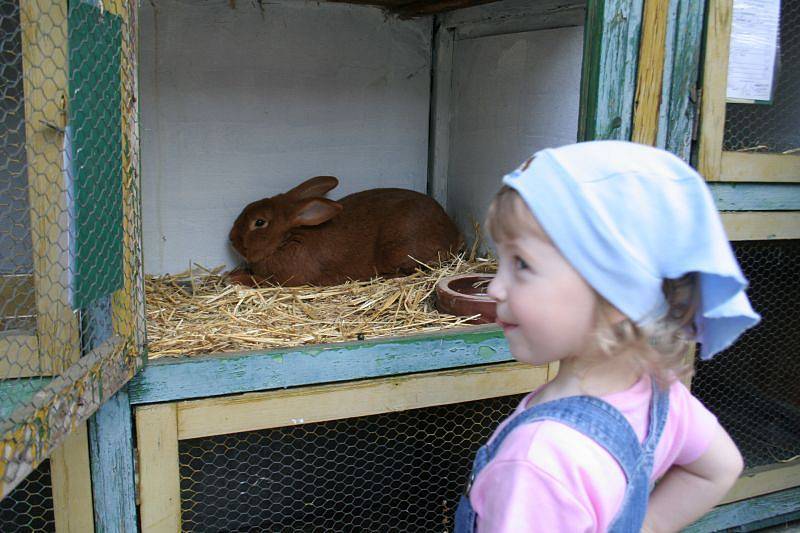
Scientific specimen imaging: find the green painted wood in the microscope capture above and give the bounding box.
[129,326,512,404]
[683,486,800,532]
[88,386,137,533]
[578,0,644,141]
[709,183,800,211]
[0,378,51,419]
[663,0,705,161]
[69,2,123,308]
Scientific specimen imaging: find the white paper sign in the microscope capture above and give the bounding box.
[726,0,781,103]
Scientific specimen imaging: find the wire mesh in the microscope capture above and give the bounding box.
[693,240,800,469]
[723,0,800,154]
[0,459,54,532]
[178,394,522,532]
[1,0,143,500]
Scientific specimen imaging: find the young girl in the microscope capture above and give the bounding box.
[454,141,760,532]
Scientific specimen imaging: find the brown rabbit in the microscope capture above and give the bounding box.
[228,176,463,286]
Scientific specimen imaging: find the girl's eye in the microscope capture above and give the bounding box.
[254,219,267,228]
[514,256,529,270]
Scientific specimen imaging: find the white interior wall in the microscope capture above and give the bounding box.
[446,26,584,245]
[139,0,432,274]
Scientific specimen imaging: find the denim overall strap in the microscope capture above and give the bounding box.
[454,382,669,533]
[607,381,670,532]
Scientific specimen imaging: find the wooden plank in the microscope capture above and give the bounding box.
[662,0,704,160]
[685,486,800,533]
[136,403,181,533]
[710,183,800,211]
[720,212,800,241]
[104,0,146,356]
[89,387,137,533]
[720,152,800,183]
[19,0,81,375]
[721,459,800,505]
[177,362,546,440]
[0,333,43,379]
[697,0,732,181]
[428,21,453,210]
[0,335,142,498]
[51,422,94,533]
[444,0,585,40]
[129,326,513,405]
[579,0,645,141]
[631,0,669,146]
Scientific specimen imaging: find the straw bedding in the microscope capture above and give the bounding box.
[145,254,497,359]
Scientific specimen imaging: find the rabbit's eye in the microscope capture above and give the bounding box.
[254,219,267,228]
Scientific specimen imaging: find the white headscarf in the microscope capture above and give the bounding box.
[503,141,760,359]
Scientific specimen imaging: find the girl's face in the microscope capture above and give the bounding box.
[487,217,600,366]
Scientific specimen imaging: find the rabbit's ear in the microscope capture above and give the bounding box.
[290,198,343,227]
[286,176,339,200]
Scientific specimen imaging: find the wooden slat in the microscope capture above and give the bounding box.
[721,459,800,505]
[663,0,705,160]
[685,486,800,533]
[697,0,732,181]
[51,423,94,533]
[428,23,453,210]
[720,152,800,183]
[129,326,512,405]
[0,333,43,379]
[89,388,138,533]
[632,0,670,146]
[177,362,546,440]
[20,0,81,374]
[444,0,585,40]
[710,183,800,211]
[579,0,645,141]
[720,212,800,241]
[136,403,181,533]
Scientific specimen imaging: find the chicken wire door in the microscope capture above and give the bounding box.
[0,0,144,500]
[699,0,800,182]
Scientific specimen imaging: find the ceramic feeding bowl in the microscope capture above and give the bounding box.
[434,273,497,324]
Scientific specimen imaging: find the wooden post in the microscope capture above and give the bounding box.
[19,0,81,376]
[51,423,94,533]
[136,403,181,533]
[632,0,670,145]
[88,388,138,533]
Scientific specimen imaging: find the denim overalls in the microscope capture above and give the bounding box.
[454,382,669,532]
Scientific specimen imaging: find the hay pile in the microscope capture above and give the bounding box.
[145,254,497,359]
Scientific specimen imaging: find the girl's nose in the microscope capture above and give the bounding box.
[487,274,505,302]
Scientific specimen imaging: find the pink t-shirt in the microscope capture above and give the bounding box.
[470,375,719,532]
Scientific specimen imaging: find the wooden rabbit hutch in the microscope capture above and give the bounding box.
[1,0,799,531]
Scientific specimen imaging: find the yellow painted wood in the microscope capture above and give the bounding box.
[136,403,181,533]
[0,333,43,379]
[720,152,800,183]
[697,0,732,182]
[721,459,800,505]
[632,0,669,146]
[51,422,94,533]
[20,0,81,374]
[720,212,800,241]
[177,362,548,440]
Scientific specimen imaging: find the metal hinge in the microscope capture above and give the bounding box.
[690,86,703,141]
